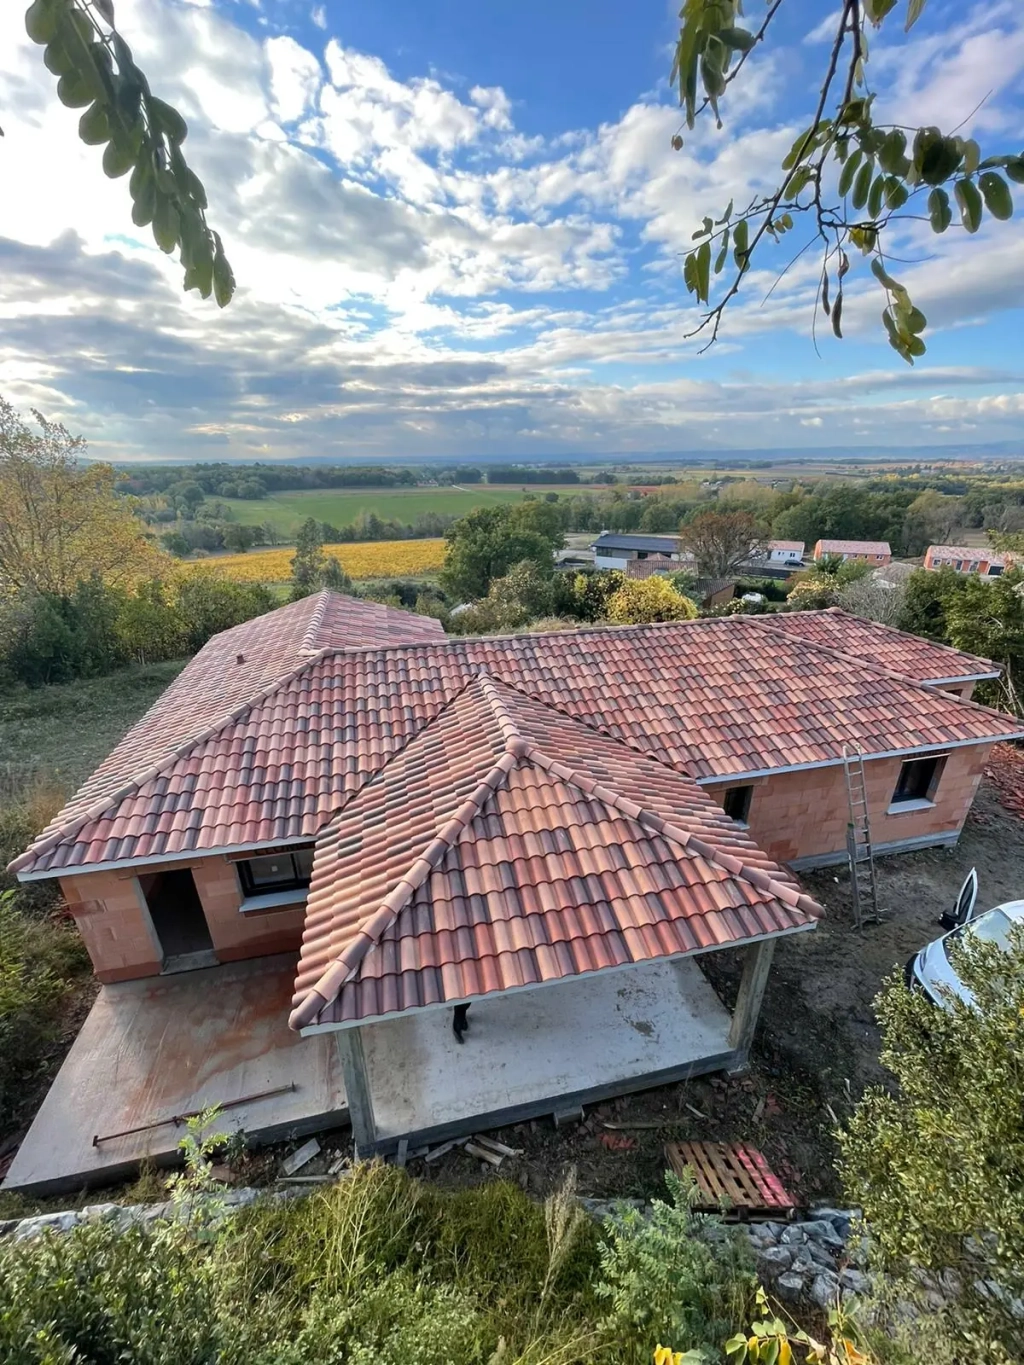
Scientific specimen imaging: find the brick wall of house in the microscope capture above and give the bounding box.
[59,871,163,984]
[191,859,306,962]
[704,742,991,867]
[59,856,307,982]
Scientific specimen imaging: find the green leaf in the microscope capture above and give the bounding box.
[832,290,843,338]
[978,170,1013,220]
[927,186,952,232]
[714,228,730,275]
[152,196,180,253]
[683,251,698,295]
[871,257,899,290]
[57,71,94,109]
[130,176,156,227]
[884,176,908,210]
[692,216,714,241]
[852,159,873,210]
[784,165,812,196]
[955,177,983,232]
[101,137,135,178]
[720,26,756,52]
[732,217,749,270]
[695,239,712,304]
[147,95,188,145]
[1004,157,1024,185]
[212,234,235,308]
[906,0,927,29]
[78,100,110,146]
[25,0,59,45]
[877,129,907,175]
[867,172,885,218]
[962,138,981,175]
[838,146,863,197]
[782,124,817,171]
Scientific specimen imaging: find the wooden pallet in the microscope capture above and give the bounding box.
[665,1141,796,1220]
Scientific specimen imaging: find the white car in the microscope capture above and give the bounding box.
[906,868,1024,1008]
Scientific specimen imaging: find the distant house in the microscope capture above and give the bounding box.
[924,545,1012,578]
[813,539,891,565]
[749,540,804,565]
[591,532,694,571]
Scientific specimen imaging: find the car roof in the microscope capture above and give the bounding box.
[988,900,1024,922]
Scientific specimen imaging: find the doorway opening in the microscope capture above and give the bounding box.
[139,869,215,970]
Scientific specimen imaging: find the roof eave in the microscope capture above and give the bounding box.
[295,918,819,1035]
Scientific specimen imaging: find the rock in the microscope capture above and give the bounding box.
[780,1224,807,1245]
[801,1218,846,1251]
[810,1271,841,1309]
[775,1271,806,1303]
[13,1211,80,1241]
[804,1239,840,1270]
[760,1221,790,1241]
[756,1245,794,1273]
[839,1268,872,1296]
[81,1202,120,1222]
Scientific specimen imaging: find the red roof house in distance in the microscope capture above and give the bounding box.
[924,545,1014,578]
[812,539,892,564]
[6,592,1021,1189]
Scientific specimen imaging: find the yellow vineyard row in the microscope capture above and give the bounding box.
[189,539,447,582]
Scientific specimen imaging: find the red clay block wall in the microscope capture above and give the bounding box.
[706,742,991,866]
[191,859,306,961]
[59,871,163,983]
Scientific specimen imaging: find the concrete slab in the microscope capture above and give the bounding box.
[360,958,734,1149]
[3,955,346,1196]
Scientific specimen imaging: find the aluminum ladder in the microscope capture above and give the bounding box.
[843,745,884,928]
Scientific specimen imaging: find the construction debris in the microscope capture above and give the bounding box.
[665,1141,796,1220]
[472,1134,523,1158]
[985,743,1024,820]
[463,1141,503,1166]
[280,1137,320,1177]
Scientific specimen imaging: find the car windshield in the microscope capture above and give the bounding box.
[962,909,1015,950]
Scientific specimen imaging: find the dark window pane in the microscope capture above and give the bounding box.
[246,854,296,888]
[892,757,939,804]
[293,849,315,883]
[723,786,753,823]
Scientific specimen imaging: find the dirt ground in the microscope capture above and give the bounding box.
[4,774,1022,1219]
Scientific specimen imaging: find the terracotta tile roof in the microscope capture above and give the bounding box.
[814,539,891,557]
[12,602,1021,878]
[926,545,1012,567]
[765,609,999,682]
[290,676,821,1029]
[625,555,683,579]
[8,592,444,876]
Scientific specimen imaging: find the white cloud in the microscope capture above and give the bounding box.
[266,36,322,124]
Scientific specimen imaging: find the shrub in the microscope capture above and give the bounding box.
[606,578,698,624]
[594,1172,754,1363]
[839,929,1024,1361]
[0,889,90,1148]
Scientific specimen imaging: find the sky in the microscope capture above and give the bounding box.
[0,0,1023,463]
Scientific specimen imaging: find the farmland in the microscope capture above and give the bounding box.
[217,485,562,537]
[196,538,447,582]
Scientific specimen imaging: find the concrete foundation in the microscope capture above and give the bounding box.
[357,958,735,1152]
[3,955,346,1196]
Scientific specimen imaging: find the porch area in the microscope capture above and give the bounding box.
[334,947,772,1156]
[3,955,347,1197]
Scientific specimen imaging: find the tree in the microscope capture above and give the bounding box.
[440,506,562,602]
[221,523,257,554]
[551,568,625,623]
[839,929,1024,1360]
[606,577,698,624]
[23,0,234,305]
[901,489,960,556]
[678,510,764,577]
[290,517,328,600]
[942,567,1024,714]
[836,572,906,626]
[672,1,1021,362]
[456,560,555,634]
[0,395,165,594]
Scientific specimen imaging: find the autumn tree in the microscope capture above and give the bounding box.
[672,0,1022,361]
[440,504,564,602]
[21,0,234,304]
[678,510,764,577]
[0,395,166,595]
[606,577,697,625]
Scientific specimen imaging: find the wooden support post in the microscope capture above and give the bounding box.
[335,1027,376,1157]
[728,938,776,1058]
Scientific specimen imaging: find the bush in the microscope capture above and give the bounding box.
[594,1172,754,1363]
[839,929,1024,1361]
[606,577,698,624]
[0,890,89,1135]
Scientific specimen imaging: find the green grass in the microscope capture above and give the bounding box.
[0,660,187,793]
[219,485,543,535]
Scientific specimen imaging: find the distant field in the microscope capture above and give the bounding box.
[218,485,583,536]
[197,539,446,583]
